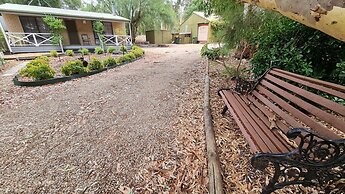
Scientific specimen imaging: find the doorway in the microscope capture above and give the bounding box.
[65,20,80,45]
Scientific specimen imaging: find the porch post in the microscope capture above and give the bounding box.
[0,21,12,53]
[128,22,132,45]
[59,38,64,53]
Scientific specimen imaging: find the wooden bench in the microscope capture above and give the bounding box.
[218,68,345,193]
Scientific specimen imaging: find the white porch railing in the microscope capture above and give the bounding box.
[6,32,55,47]
[103,35,132,46]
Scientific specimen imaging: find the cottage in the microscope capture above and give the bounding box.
[179,11,218,44]
[0,3,132,53]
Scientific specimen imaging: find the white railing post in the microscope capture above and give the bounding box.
[59,38,64,53]
[0,26,12,53]
[115,35,119,46]
[32,33,38,46]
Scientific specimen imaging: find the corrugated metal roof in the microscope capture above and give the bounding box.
[0,3,130,22]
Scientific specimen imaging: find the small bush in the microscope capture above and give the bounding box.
[201,44,221,60]
[88,57,104,71]
[116,55,128,64]
[19,58,55,80]
[107,46,116,54]
[131,50,143,58]
[132,45,144,54]
[126,52,136,60]
[103,56,117,67]
[65,50,74,56]
[36,56,49,63]
[120,45,127,54]
[79,48,89,55]
[61,60,88,76]
[94,47,104,55]
[50,50,58,57]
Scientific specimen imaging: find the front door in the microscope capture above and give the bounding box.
[65,20,80,45]
[197,24,209,43]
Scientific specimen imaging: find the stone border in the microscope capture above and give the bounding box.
[13,56,143,87]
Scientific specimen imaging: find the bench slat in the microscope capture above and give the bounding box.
[252,91,304,128]
[223,91,273,152]
[270,70,345,100]
[272,68,345,92]
[247,95,291,134]
[233,94,291,153]
[238,95,294,152]
[265,74,345,117]
[261,79,345,133]
[220,91,260,153]
[256,85,341,140]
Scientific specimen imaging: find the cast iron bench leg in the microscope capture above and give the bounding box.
[251,128,345,194]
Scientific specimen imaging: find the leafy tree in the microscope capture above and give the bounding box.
[93,20,105,48]
[0,0,81,9]
[183,0,205,20]
[82,0,177,41]
[43,15,66,44]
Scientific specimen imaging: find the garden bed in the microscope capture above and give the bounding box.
[14,46,145,87]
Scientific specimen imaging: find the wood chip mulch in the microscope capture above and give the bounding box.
[135,60,208,193]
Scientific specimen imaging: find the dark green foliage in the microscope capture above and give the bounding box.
[87,57,104,70]
[94,47,104,55]
[19,58,55,80]
[331,62,345,85]
[250,16,345,85]
[116,55,128,64]
[201,44,221,60]
[65,50,74,56]
[102,56,117,67]
[61,60,88,76]
[125,52,136,60]
[50,50,58,57]
[107,46,116,54]
[79,48,89,55]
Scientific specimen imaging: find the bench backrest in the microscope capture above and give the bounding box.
[252,68,345,140]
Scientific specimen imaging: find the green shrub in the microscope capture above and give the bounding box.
[250,16,345,84]
[50,50,58,57]
[87,57,104,71]
[79,48,89,55]
[201,44,221,60]
[102,56,117,67]
[125,52,135,61]
[107,46,116,54]
[19,58,55,80]
[94,46,104,55]
[131,50,143,58]
[116,55,127,64]
[331,61,345,85]
[61,60,88,76]
[65,50,74,56]
[132,45,144,54]
[36,56,49,63]
[120,45,127,54]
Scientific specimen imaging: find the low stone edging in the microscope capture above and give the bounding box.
[13,56,143,87]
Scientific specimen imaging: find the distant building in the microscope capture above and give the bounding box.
[0,3,132,53]
[179,11,219,44]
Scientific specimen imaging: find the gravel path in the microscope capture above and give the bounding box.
[0,44,204,193]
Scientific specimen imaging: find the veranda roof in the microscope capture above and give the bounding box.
[0,3,130,22]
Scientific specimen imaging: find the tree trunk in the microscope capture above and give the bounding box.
[242,0,345,42]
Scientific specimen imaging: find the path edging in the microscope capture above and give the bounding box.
[13,56,143,87]
[204,59,224,194]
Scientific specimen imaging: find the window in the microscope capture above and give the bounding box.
[19,16,49,33]
[104,22,113,35]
